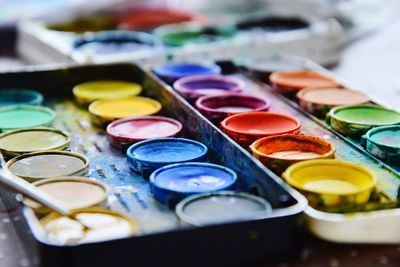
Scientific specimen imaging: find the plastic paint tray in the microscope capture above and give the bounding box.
[0,64,306,267]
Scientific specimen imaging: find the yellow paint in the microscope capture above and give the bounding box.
[73,80,142,105]
[89,96,161,120]
[303,179,359,194]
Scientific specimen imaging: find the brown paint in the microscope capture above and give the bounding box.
[297,87,370,106]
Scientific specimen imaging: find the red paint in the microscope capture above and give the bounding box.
[107,116,182,150]
[221,112,301,148]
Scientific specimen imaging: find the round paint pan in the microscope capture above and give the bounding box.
[0,89,43,107]
[7,151,89,182]
[250,134,335,174]
[176,191,272,226]
[0,105,55,132]
[73,80,142,106]
[196,93,270,123]
[282,159,377,208]
[149,162,237,206]
[153,63,221,84]
[362,125,400,165]
[107,116,182,150]
[73,30,164,57]
[127,138,208,178]
[221,112,301,148]
[173,75,244,103]
[40,208,137,245]
[327,105,400,138]
[46,16,117,33]
[269,70,338,95]
[0,127,70,157]
[88,96,161,126]
[24,176,109,212]
[297,87,370,118]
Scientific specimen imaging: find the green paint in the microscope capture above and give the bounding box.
[333,105,400,125]
[0,106,55,131]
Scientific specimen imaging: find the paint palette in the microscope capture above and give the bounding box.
[0,64,306,267]
[155,56,400,244]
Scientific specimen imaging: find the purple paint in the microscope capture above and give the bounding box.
[196,93,270,123]
[173,75,244,102]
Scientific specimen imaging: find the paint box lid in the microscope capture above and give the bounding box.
[173,75,244,101]
[0,127,70,157]
[127,138,208,178]
[107,116,182,150]
[88,96,161,126]
[73,80,142,105]
[149,162,237,205]
[0,89,43,107]
[25,176,109,211]
[6,151,89,182]
[0,105,55,132]
[176,191,272,226]
[153,63,221,84]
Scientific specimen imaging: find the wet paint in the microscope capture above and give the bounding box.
[73,80,142,106]
[7,151,89,181]
[327,105,400,138]
[26,177,108,211]
[269,71,338,95]
[0,89,43,107]
[0,105,55,132]
[149,162,237,205]
[175,191,272,226]
[250,134,335,174]
[127,138,207,178]
[107,116,182,150]
[40,208,137,245]
[46,16,117,33]
[221,111,301,148]
[0,127,70,157]
[282,159,377,208]
[196,93,270,123]
[88,96,161,126]
[173,75,244,102]
[297,87,370,118]
[153,63,221,84]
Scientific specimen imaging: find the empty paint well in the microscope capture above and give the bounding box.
[173,75,244,102]
[88,97,161,126]
[221,112,301,148]
[0,89,43,107]
[196,93,270,123]
[175,191,272,226]
[153,63,221,84]
[7,151,89,182]
[73,80,142,105]
[0,127,70,157]
[25,177,108,211]
[362,125,400,164]
[270,71,338,94]
[40,208,137,245]
[107,116,182,150]
[250,134,335,174]
[0,105,55,132]
[327,105,400,138]
[297,87,370,118]
[127,138,208,178]
[282,159,377,208]
[150,162,237,205]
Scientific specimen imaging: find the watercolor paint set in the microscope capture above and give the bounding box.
[16,6,344,66]
[151,56,400,244]
[0,63,307,267]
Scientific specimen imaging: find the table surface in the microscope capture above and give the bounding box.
[2,13,400,267]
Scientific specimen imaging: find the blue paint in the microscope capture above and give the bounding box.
[0,89,43,107]
[126,138,208,178]
[153,63,221,84]
[149,162,237,205]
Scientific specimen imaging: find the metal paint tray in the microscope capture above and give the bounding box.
[0,63,307,267]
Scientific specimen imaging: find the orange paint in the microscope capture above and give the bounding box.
[297,87,369,106]
[270,71,338,93]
